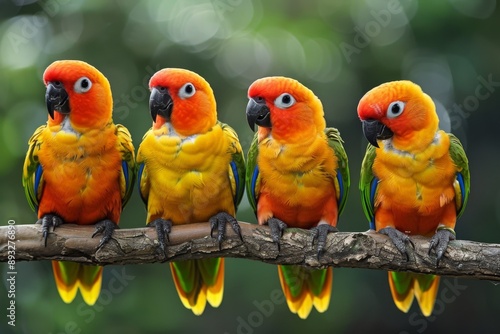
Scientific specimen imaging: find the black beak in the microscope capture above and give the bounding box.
[149,87,173,122]
[362,119,394,148]
[246,97,271,131]
[45,82,69,120]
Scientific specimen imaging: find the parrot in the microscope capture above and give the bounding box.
[22,60,136,305]
[245,76,350,319]
[357,80,470,316]
[136,68,245,315]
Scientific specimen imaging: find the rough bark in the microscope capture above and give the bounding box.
[1,222,499,281]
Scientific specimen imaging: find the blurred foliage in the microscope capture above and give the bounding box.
[1,0,500,333]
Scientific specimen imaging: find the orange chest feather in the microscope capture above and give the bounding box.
[257,134,338,226]
[38,126,122,224]
[373,133,457,218]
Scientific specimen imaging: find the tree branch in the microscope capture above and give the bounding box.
[1,222,500,281]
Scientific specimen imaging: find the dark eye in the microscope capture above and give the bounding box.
[274,93,296,109]
[74,77,92,93]
[387,101,405,118]
[179,82,196,99]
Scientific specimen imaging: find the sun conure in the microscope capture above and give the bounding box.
[245,76,350,319]
[23,60,136,305]
[358,80,470,316]
[137,68,245,315]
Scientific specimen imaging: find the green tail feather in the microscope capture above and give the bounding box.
[414,273,437,292]
[390,271,413,295]
[171,258,221,294]
[280,265,328,298]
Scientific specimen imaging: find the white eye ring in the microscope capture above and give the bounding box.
[274,93,296,109]
[179,82,196,99]
[387,101,405,118]
[74,77,92,94]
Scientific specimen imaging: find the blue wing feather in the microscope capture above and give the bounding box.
[335,170,344,213]
[250,166,259,212]
[457,173,464,207]
[33,165,43,212]
[456,172,465,215]
[368,177,379,230]
[137,163,147,205]
[230,160,240,208]
[122,161,129,187]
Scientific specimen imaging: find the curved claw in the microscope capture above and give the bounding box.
[428,227,456,266]
[91,219,118,250]
[36,214,64,247]
[209,212,242,250]
[311,224,338,259]
[267,218,288,251]
[148,219,172,257]
[379,227,413,261]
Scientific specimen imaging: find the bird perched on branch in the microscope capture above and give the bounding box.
[137,68,245,315]
[358,80,470,316]
[245,76,350,319]
[23,60,136,305]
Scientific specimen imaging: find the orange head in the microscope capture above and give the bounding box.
[357,80,438,148]
[43,60,112,131]
[246,76,326,143]
[148,68,216,136]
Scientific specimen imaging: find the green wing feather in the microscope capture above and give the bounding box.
[245,132,260,214]
[448,133,470,218]
[325,127,350,215]
[136,129,152,207]
[359,144,377,226]
[116,124,136,208]
[220,121,245,210]
[22,125,46,213]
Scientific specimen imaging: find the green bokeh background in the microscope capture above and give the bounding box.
[1,0,500,333]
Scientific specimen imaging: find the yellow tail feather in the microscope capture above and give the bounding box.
[312,267,333,313]
[278,266,306,316]
[206,259,224,308]
[278,266,332,319]
[170,259,224,315]
[170,262,201,311]
[388,272,440,316]
[296,294,313,319]
[52,261,103,305]
[52,261,79,304]
[78,266,103,306]
[414,275,440,317]
[190,287,207,316]
[388,271,414,313]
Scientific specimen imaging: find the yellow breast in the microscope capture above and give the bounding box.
[139,123,235,224]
